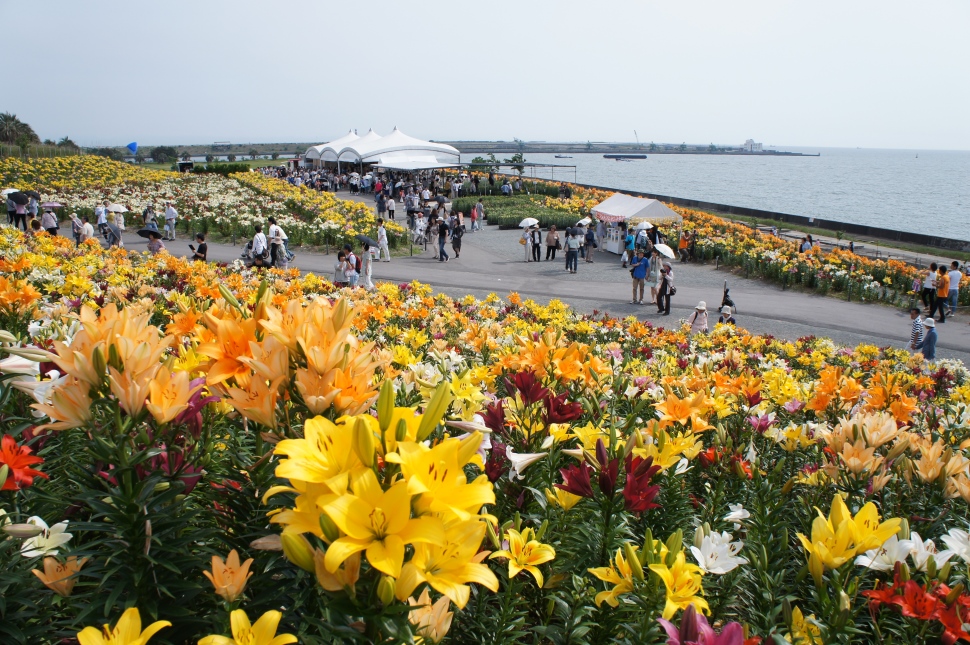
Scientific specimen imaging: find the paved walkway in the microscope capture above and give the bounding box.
[95,214,970,364]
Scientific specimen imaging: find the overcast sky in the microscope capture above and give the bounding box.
[4,0,969,150]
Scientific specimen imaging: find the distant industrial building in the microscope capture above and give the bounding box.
[741,139,763,152]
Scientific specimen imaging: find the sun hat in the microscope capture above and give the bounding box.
[924,318,936,328]
[695,301,707,311]
[721,305,732,315]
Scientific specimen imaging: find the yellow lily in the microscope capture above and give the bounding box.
[202,549,253,603]
[77,607,171,645]
[198,609,297,645]
[322,470,445,578]
[489,527,556,587]
[396,520,499,609]
[272,416,365,494]
[33,376,94,432]
[648,552,709,620]
[385,437,495,522]
[588,547,635,607]
[544,487,583,511]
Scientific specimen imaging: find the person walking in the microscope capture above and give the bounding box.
[386,196,396,221]
[360,242,375,289]
[5,194,14,226]
[252,224,269,267]
[649,250,663,304]
[40,208,58,236]
[629,249,648,304]
[531,225,542,262]
[717,305,736,325]
[438,218,450,262]
[584,226,596,263]
[917,318,937,361]
[474,198,484,231]
[657,262,674,315]
[678,230,691,263]
[908,306,924,351]
[930,265,949,323]
[376,219,391,262]
[621,227,635,267]
[687,301,709,334]
[333,251,349,288]
[80,216,94,243]
[451,221,464,259]
[70,213,83,245]
[921,263,938,311]
[947,261,962,316]
[164,202,178,241]
[267,217,285,268]
[545,225,561,261]
[565,230,580,274]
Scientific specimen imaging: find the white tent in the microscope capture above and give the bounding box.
[305,130,359,161]
[336,127,460,164]
[591,194,682,225]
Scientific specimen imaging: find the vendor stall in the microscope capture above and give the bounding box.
[591,194,683,254]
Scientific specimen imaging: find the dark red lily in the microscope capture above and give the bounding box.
[556,462,594,498]
[504,371,549,406]
[481,400,507,438]
[545,392,583,424]
[622,454,662,514]
[594,439,619,495]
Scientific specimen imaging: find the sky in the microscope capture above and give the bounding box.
[3,0,969,150]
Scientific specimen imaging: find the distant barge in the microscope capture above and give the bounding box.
[604,153,646,159]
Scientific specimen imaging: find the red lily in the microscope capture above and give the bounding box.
[0,434,48,491]
[892,580,940,620]
[936,604,970,644]
[545,392,584,424]
[622,454,662,514]
[504,371,549,406]
[557,462,594,498]
[481,400,507,438]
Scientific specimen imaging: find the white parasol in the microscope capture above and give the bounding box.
[518,217,539,228]
[106,204,129,213]
[634,221,653,231]
[654,243,675,258]
[576,217,592,226]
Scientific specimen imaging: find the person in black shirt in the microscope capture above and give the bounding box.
[438,219,450,262]
[189,232,208,261]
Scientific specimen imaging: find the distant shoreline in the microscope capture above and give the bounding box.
[439,141,818,157]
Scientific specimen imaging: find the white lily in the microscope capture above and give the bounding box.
[941,528,970,564]
[855,535,914,572]
[909,531,955,572]
[689,530,748,574]
[723,503,750,529]
[21,517,72,558]
[674,458,692,475]
[506,446,547,481]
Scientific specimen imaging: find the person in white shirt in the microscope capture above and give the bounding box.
[95,201,109,239]
[267,217,286,267]
[251,224,268,266]
[948,261,963,316]
[376,219,390,262]
[80,216,95,243]
[421,188,431,203]
[360,243,375,289]
[40,209,58,235]
[386,197,395,221]
[164,202,178,241]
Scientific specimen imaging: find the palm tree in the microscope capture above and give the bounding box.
[57,136,78,148]
[180,151,191,162]
[0,112,24,143]
[205,154,214,163]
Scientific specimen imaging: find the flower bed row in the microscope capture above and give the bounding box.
[1,227,970,643]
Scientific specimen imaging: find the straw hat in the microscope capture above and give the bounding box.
[924,318,936,328]
[721,305,732,315]
[695,301,707,311]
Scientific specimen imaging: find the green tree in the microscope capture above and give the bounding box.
[135,151,146,163]
[42,138,55,146]
[0,112,39,144]
[249,149,258,160]
[94,147,126,161]
[57,136,78,148]
[709,143,717,152]
[180,151,191,162]
[503,152,525,176]
[150,146,178,163]
[471,153,498,172]
[585,141,593,151]
[205,154,214,163]
[271,152,279,160]
[679,142,687,152]
[17,134,32,157]
[227,154,237,162]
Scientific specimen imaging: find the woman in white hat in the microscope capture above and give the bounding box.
[718,305,736,326]
[688,301,708,334]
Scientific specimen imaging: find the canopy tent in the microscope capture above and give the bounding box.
[373,154,463,172]
[337,128,460,164]
[305,130,359,161]
[591,194,683,226]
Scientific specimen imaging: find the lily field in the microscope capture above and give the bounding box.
[1,157,970,644]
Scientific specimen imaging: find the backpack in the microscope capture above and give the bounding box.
[352,253,362,274]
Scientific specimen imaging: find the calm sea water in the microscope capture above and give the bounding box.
[461,148,970,239]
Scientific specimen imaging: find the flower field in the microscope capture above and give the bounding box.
[2,221,970,644]
[0,157,405,248]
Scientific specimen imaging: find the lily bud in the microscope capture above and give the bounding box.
[945,583,965,605]
[0,464,8,490]
[91,346,107,379]
[3,346,56,362]
[886,438,910,462]
[395,418,408,442]
[927,554,937,580]
[377,381,395,434]
[281,533,315,572]
[107,343,122,371]
[4,523,44,539]
[622,435,638,458]
[219,283,242,312]
[153,482,170,493]
[0,329,17,343]
[536,520,549,541]
[665,529,683,562]
[485,520,501,549]
[940,562,953,583]
[319,513,340,543]
[782,599,793,628]
[781,477,796,495]
[898,561,911,582]
[353,417,376,467]
[624,542,644,581]
[377,575,396,605]
[839,590,851,612]
[417,382,454,441]
[513,512,522,532]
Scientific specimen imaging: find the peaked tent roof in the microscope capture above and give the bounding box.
[336,128,460,163]
[305,130,359,160]
[590,194,683,225]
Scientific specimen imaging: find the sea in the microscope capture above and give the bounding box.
[459,148,970,240]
